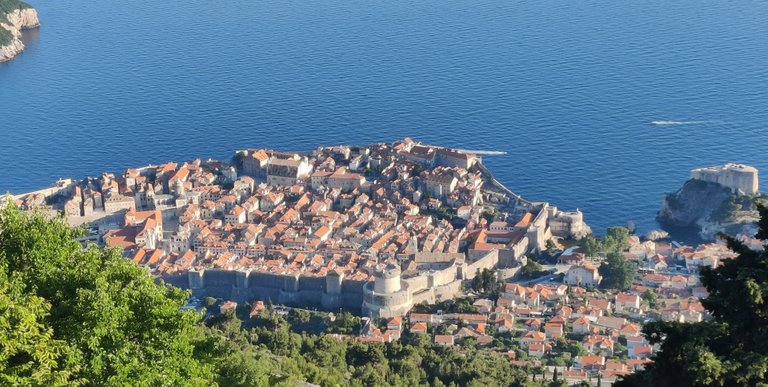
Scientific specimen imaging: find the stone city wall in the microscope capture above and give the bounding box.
[176,269,365,311]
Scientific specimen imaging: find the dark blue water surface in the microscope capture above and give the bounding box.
[2,0,767,234]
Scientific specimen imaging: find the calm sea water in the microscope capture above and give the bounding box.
[1,0,767,235]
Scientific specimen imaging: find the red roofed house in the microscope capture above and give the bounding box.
[545,323,564,339]
[528,342,552,357]
[410,322,428,335]
[220,301,238,314]
[574,355,606,372]
[435,335,454,346]
[572,317,592,334]
[615,293,641,313]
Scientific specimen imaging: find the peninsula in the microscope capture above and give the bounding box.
[7,138,589,318]
[0,0,39,62]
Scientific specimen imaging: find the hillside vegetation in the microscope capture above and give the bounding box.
[0,0,31,46]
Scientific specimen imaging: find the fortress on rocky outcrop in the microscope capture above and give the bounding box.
[691,163,759,195]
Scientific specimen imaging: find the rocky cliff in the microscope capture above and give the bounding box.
[657,179,732,228]
[0,3,40,62]
[658,178,763,240]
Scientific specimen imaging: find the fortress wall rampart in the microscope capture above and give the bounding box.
[342,279,366,294]
[413,251,465,263]
[176,269,365,310]
[467,249,488,261]
[299,275,326,292]
[161,273,188,289]
[203,269,239,287]
[415,262,452,271]
[191,285,232,299]
[235,271,249,288]
[189,270,204,289]
[174,263,453,316]
[432,280,462,302]
[405,261,458,292]
[497,247,523,268]
[326,274,343,294]
[248,271,286,289]
[412,289,435,305]
[430,264,458,286]
[279,273,300,292]
[11,180,75,201]
[691,164,759,194]
[279,289,324,305]
[466,250,499,278]
[246,286,281,303]
[404,275,429,291]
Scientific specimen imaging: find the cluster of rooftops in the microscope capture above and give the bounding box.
[18,139,540,282]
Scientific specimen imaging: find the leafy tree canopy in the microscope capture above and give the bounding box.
[0,205,215,385]
[579,226,631,257]
[599,251,635,290]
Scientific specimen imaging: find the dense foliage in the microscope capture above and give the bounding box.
[578,226,630,258]
[470,268,500,298]
[0,205,215,385]
[0,0,32,46]
[0,0,30,17]
[240,311,534,387]
[411,296,480,314]
[598,252,635,290]
[517,259,550,280]
[617,203,768,386]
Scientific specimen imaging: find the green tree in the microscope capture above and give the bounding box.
[326,311,361,334]
[579,226,630,258]
[617,203,768,386]
[202,296,217,309]
[0,273,72,385]
[0,205,216,385]
[470,268,499,297]
[599,252,635,290]
[605,226,631,253]
[518,259,547,280]
[641,289,658,308]
[579,236,604,258]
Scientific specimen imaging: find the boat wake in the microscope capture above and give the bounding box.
[651,120,718,126]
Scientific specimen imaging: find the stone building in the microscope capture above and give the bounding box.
[266,157,313,186]
[362,264,413,319]
[691,163,759,194]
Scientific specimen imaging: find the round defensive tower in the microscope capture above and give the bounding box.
[362,264,413,318]
[373,264,401,294]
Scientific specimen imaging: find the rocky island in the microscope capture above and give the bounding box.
[658,163,765,240]
[0,0,39,62]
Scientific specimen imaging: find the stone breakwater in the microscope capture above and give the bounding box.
[0,7,40,62]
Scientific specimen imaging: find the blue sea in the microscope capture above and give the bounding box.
[1,0,767,236]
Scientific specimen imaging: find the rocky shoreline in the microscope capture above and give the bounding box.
[0,6,40,62]
[658,164,763,240]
